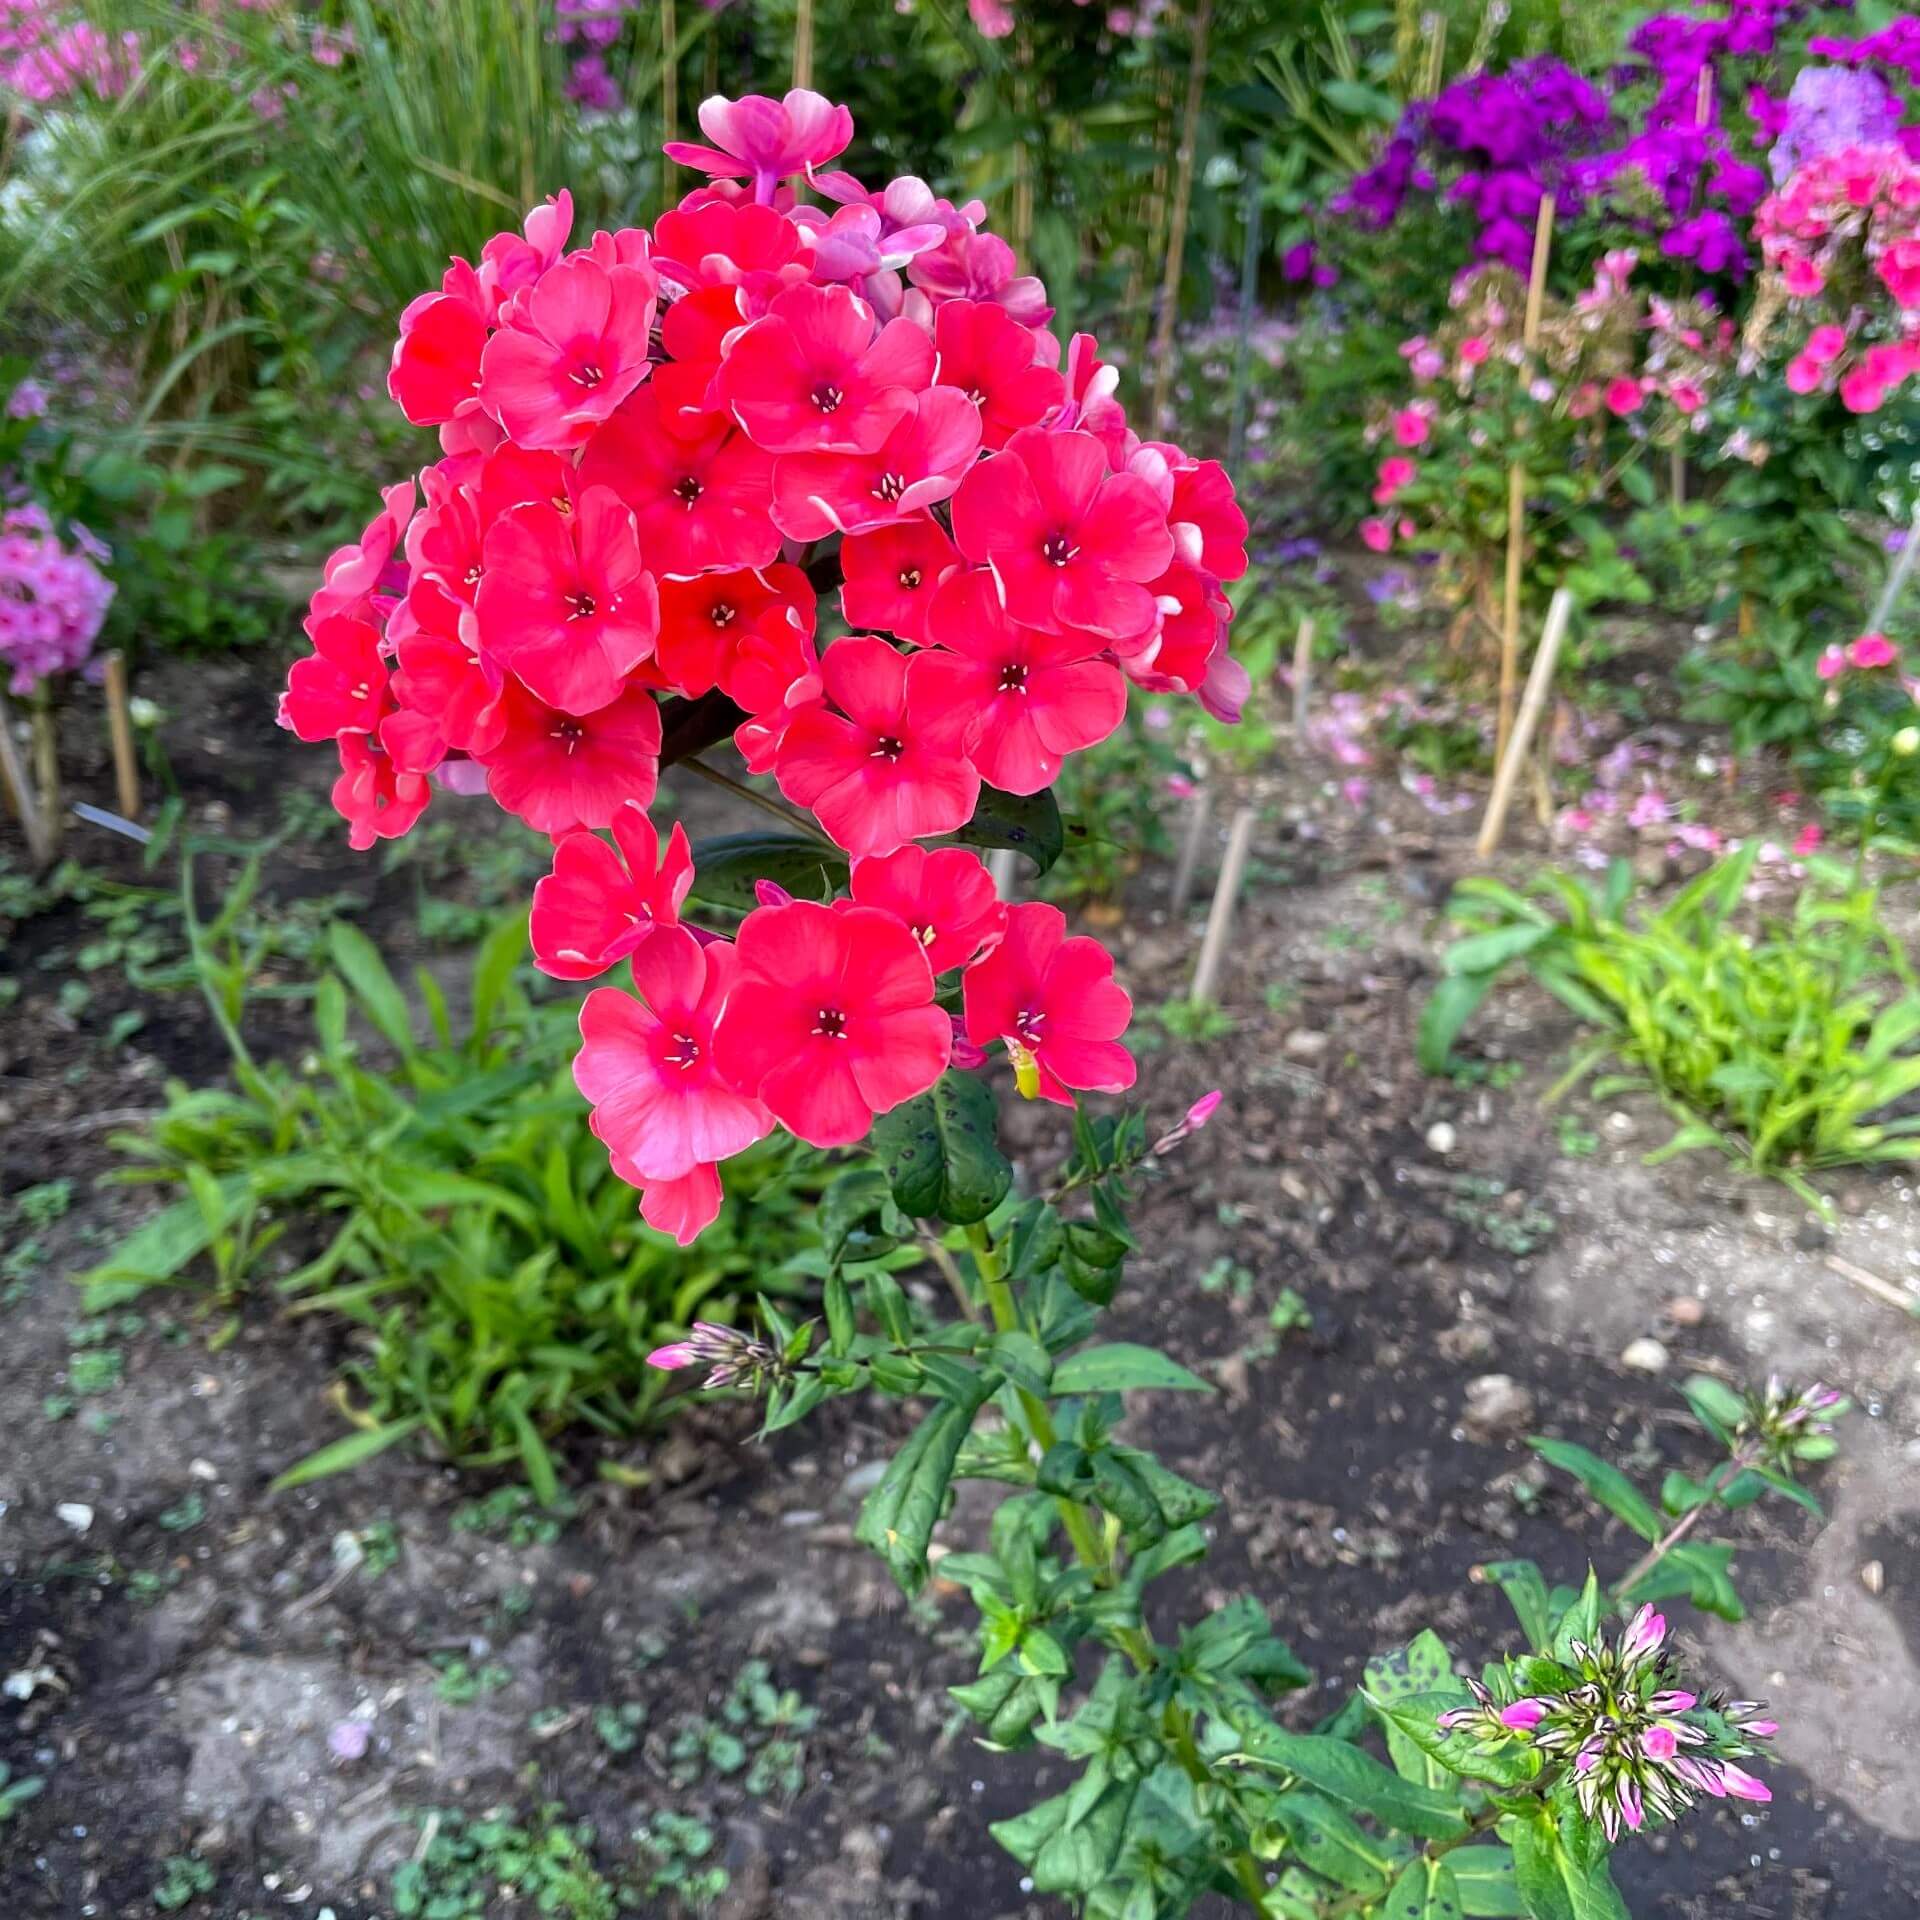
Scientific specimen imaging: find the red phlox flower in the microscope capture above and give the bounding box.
[839,517,962,643]
[724,612,825,774]
[770,385,981,539]
[718,283,933,455]
[387,590,506,768]
[405,463,485,614]
[932,299,1065,449]
[650,200,807,303]
[793,202,950,295]
[580,387,780,574]
[575,929,772,1184]
[962,901,1135,1105]
[951,425,1172,642]
[390,259,491,427]
[533,803,695,979]
[477,675,662,834]
[773,635,979,854]
[1166,458,1248,581]
[663,89,855,203]
[479,252,659,450]
[850,844,1006,972]
[476,486,660,714]
[333,729,431,851]
[653,284,751,436]
[476,443,583,522]
[477,190,576,307]
[713,900,950,1146]
[281,613,390,741]
[655,563,815,697]
[307,480,414,632]
[919,568,1126,792]
[1126,561,1231,693]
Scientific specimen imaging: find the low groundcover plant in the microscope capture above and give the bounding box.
[279,90,1843,1916]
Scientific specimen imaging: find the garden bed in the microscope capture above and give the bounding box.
[3,649,1917,1918]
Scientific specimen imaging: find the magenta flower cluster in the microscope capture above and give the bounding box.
[0,503,114,695]
[0,0,134,103]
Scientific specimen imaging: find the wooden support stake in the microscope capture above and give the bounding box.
[0,687,52,869]
[1169,786,1210,916]
[1826,1252,1920,1319]
[1291,614,1316,743]
[791,0,813,92]
[1868,498,1920,632]
[1478,589,1573,859]
[104,650,139,822]
[1147,0,1214,432]
[987,846,1020,902]
[1496,194,1555,767]
[1190,804,1253,1005]
[660,0,678,146]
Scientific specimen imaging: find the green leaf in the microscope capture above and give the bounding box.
[1678,1374,1746,1442]
[949,782,1065,875]
[469,910,528,1043]
[1451,1845,1525,1917]
[1530,1440,1662,1540]
[1476,1560,1554,1650]
[1549,1569,1603,1662]
[869,1069,1013,1226]
[1369,1691,1541,1787]
[1418,971,1498,1073]
[269,1418,424,1491]
[1387,1857,1464,1918]
[1269,1794,1400,1897]
[1505,1806,1630,1920]
[1051,1343,1210,1396]
[1221,1725,1468,1842]
[328,921,415,1055]
[990,1330,1054,1396]
[819,1169,902,1267]
[685,831,848,910]
[1364,1630,1456,1789]
[854,1381,993,1591]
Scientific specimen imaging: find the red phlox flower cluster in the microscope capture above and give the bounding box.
[281,93,1242,1240]
[1757,143,1920,412]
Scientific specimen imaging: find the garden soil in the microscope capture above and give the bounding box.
[2,653,1918,1918]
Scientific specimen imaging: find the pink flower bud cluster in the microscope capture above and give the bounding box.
[0,0,135,103]
[0,503,114,694]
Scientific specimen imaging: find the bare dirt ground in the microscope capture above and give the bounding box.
[2,654,1918,1918]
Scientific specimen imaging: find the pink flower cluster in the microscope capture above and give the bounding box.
[281,91,1248,1243]
[0,0,134,102]
[0,504,114,694]
[1757,143,1920,412]
[1817,628,1901,678]
[966,0,1165,38]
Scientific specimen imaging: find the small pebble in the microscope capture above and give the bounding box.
[1861,1560,1885,1597]
[1620,1337,1670,1375]
[1425,1121,1458,1156]
[55,1503,93,1534]
[1463,1373,1533,1436]
[1665,1296,1707,1329]
[1284,1029,1330,1061]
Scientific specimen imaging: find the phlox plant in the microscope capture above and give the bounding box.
[1356,254,1727,659]
[1804,627,1920,844]
[281,91,1840,1916]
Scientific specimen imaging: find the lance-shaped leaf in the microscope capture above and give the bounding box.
[1051,1343,1210,1396]
[1364,1630,1456,1789]
[855,1375,995,1591]
[947,780,1065,875]
[1220,1724,1468,1842]
[686,830,848,910]
[1530,1438,1662,1541]
[1476,1558,1554,1651]
[869,1068,1012,1225]
[1268,1792,1406,1898]
[1505,1804,1631,1920]
[1037,1438,1218,1550]
[950,1666,1057,1749]
[1451,1844,1525,1917]
[1366,1691,1543,1787]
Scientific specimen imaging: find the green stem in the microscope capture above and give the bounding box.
[1609,1443,1757,1606]
[964,1223,1270,1906]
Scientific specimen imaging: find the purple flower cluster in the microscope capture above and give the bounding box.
[1339,58,1613,271]
[1807,15,1920,135]
[0,503,114,694]
[553,0,635,115]
[1768,65,1907,178]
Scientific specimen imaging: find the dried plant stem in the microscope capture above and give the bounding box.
[1612,1447,1755,1603]
[792,0,814,92]
[1148,0,1214,430]
[660,0,678,145]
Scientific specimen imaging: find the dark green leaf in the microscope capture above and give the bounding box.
[1477,1560,1554,1650]
[1387,1858,1464,1919]
[1269,1794,1400,1897]
[854,1382,992,1592]
[1531,1440,1662,1540]
[686,831,848,910]
[269,1418,423,1492]
[1451,1845,1525,1917]
[950,783,1065,875]
[329,922,414,1054]
[1222,1725,1468,1842]
[869,1069,1013,1226]
[1051,1344,1210,1396]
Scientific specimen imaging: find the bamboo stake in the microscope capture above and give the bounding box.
[1148,0,1214,432]
[791,0,814,93]
[1291,615,1316,742]
[987,846,1020,902]
[0,688,51,868]
[660,0,678,146]
[103,650,139,821]
[1495,193,1556,765]
[1868,498,1920,631]
[1169,786,1210,915]
[1190,804,1254,1004]
[1478,588,1574,858]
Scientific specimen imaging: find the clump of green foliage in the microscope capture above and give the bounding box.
[80,868,854,1494]
[1423,845,1920,1206]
